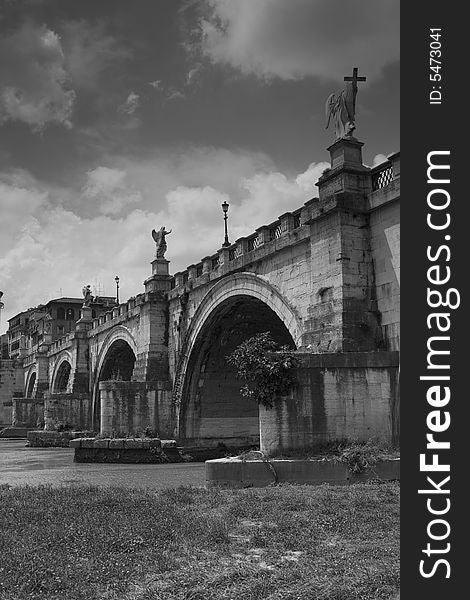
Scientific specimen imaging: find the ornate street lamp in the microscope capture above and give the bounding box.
[221,201,230,247]
[115,275,120,304]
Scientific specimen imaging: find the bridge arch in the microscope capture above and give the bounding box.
[51,353,72,393]
[25,368,37,398]
[176,273,301,447]
[91,327,138,430]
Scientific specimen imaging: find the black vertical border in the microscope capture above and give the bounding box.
[401,2,465,598]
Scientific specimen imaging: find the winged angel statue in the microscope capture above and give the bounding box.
[325,80,358,140]
[152,226,172,258]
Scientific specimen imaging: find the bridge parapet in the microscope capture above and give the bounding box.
[48,333,74,357]
[369,152,400,210]
[169,200,318,298]
[89,297,140,336]
[88,292,160,336]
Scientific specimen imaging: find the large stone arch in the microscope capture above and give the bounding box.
[51,352,73,393]
[175,273,302,444]
[91,326,138,429]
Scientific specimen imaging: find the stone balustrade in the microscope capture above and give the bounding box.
[47,333,74,356]
[370,152,400,191]
[369,153,400,210]
[169,203,310,296]
[89,293,150,332]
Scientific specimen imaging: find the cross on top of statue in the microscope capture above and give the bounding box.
[325,66,367,140]
[344,67,367,87]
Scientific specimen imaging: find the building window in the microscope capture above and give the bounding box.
[91,309,96,319]
[66,308,74,320]
[57,308,65,320]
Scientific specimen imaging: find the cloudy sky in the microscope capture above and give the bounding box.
[0,0,399,331]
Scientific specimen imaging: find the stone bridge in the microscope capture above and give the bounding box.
[7,137,400,453]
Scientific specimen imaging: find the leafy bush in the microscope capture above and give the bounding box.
[53,421,74,432]
[339,441,385,473]
[226,332,298,408]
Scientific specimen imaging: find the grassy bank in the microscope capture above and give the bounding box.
[0,482,399,600]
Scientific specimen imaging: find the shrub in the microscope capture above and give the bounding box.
[226,332,297,408]
[53,421,74,432]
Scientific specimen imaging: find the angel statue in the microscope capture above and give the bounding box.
[82,284,93,307]
[325,68,366,140]
[152,226,172,259]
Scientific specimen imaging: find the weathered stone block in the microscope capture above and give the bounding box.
[109,438,127,449]
[123,439,142,449]
[93,438,109,448]
[80,437,96,448]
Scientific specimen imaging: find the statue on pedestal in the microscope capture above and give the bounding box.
[326,67,366,140]
[82,284,94,307]
[152,226,172,259]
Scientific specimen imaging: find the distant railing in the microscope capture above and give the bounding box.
[247,235,262,252]
[269,222,283,241]
[371,163,394,191]
[229,244,243,261]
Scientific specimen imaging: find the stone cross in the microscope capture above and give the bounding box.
[344,67,367,86]
[344,67,367,109]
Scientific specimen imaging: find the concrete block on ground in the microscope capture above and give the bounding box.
[123,439,142,449]
[205,457,400,488]
[80,437,97,448]
[109,438,127,449]
[93,439,109,448]
[161,439,176,448]
[0,427,31,438]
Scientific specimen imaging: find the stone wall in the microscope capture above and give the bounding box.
[44,392,92,431]
[99,381,173,437]
[369,177,400,351]
[0,359,23,426]
[12,395,44,428]
[259,351,399,455]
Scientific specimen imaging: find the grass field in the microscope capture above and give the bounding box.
[0,482,399,600]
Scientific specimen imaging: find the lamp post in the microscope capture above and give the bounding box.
[115,276,120,304]
[221,201,230,247]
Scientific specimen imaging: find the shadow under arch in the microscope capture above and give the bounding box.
[176,273,300,447]
[51,353,73,393]
[53,360,72,393]
[25,370,37,398]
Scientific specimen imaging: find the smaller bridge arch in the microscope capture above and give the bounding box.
[25,369,37,398]
[91,326,138,430]
[51,353,73,393]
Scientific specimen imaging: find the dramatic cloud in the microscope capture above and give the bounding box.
[82,167,142,215]
[0,171,49,255]
[0,150,328,328]
[196,0,399,81]
[0,22,75,130]
[118,92,140,115]
[61,20,132,92]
